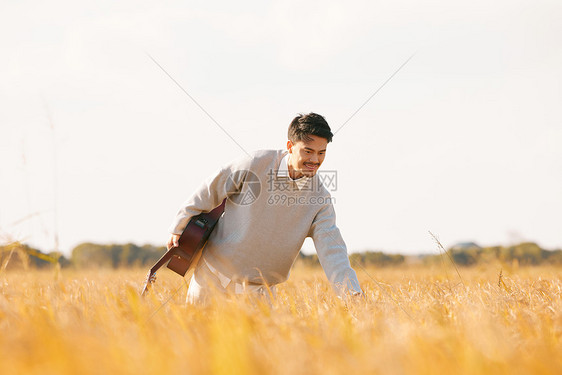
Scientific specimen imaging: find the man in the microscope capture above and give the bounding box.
[168,113,362,303]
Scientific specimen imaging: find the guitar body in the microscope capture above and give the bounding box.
[167,199,226,276]
[141,199,226,295]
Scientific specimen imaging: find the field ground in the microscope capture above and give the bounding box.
[0,264,561,375]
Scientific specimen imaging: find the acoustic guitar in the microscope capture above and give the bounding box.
[141,199,226,296]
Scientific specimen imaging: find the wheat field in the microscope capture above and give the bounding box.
[0,264,560,375]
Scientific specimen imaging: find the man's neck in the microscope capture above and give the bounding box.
[287,155,304,180]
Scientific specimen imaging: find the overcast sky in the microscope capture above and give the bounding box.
[1,0,561,255]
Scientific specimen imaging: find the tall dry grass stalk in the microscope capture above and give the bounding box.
[0,265,560,374]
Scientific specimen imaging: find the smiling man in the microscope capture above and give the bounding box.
[168,113,362,303]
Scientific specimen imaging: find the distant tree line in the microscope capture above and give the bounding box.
[1,241,561,270]
[71,243,166,268]
[293,251,405,267]
[0,242,165,270]
[350,252,405,266]
[422,242,562,266]
[0,243,70,270]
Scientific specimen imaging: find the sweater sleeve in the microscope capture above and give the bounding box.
[168,154,251,235]
[308,201,362,296]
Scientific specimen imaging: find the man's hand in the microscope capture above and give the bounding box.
[167,234,180,250]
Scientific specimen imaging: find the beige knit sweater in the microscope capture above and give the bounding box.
[169,149,362,295]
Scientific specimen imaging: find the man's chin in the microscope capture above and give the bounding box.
[294,165,319,178]
[302,169,318,177]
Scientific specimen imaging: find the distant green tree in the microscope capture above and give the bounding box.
[70,242,165,268]
[349,251,404,267]
[0,243,69,269]
[295,252,320,267]
[544,249,562,264]
[422,242,562,267]
[500,242,542,265]
[450,249,478,266]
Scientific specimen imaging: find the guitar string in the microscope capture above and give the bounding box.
[143,277,188,325]
[146,53,250,157]
[144,51,417,321]
[146,51,416,158]
[333,52,416,136]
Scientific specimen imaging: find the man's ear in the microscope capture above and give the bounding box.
[287,140,294,153]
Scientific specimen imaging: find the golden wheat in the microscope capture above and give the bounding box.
[0,265,560,375]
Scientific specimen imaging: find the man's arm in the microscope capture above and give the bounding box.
[308,201,362,296]
[168,167,230,235]
[168,153,252,239]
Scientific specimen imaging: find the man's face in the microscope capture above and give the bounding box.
[287,135,328,178]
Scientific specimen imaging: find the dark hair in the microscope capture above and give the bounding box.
[288,113,333,143]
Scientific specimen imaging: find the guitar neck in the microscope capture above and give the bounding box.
[140,249,175,295]
[149,248,176,275]
[141,199,226,296]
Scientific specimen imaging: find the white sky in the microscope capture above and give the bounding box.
[1,0,561,256]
